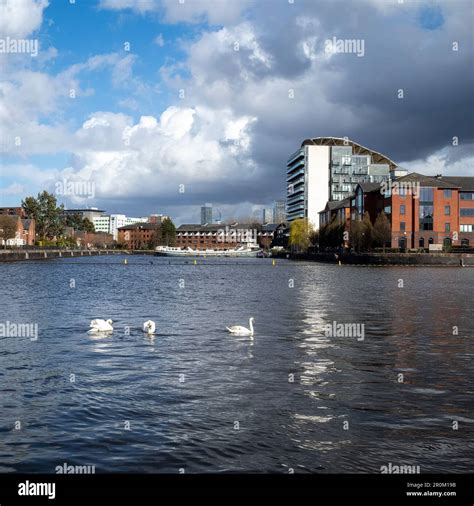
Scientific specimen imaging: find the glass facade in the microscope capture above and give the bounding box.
[460,208,474,217]
[460,192,474,200]
[419,188,434,231]
[330,147,390,202]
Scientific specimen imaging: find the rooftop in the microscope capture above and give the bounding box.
[395,172,461,189]
[301,137,398,170]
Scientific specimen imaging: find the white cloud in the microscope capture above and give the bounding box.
[0,0,49,38]
[0,182,25,195]
[99,0,252,24]
[154,33,164,47]
[402,145,474,177]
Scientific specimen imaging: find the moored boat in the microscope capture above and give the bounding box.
[155,246,261,257]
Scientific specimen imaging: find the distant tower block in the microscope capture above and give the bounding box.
[201,203,213,225]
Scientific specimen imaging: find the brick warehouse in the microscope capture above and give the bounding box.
[176,224,258,250]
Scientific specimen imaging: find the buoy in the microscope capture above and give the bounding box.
[123,259,128,265]
[272,259,276,266]
[339,260,342,266]
[194,259,197,265]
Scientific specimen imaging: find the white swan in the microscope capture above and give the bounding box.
[226,317,254,337]
[143,320,156,335]
[88,319,113,333]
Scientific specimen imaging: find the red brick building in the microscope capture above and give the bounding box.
[176,224,258,250]
[118,223,161,249]
[0,217,36,246]
[0,207,26,218]
[349,173,474,249]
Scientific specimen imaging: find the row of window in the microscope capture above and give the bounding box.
[460,224,473,232]
[398,204,452,215]
[400,222,453,232]
[396,205,474,216]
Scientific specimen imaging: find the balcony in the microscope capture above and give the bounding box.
[287,168,305,182]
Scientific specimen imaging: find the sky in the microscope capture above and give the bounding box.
[0,0,473,225]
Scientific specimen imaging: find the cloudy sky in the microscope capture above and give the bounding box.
[0,0,473,224]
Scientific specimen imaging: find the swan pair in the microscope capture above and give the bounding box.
[226,317,254,337]
[88,319,156,335]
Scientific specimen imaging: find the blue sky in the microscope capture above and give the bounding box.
[0,0,473,224]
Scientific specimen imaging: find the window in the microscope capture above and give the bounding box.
[400,205,405,215]
[460,224,473,232]
[460,192,474,200]
[420,187,434,203]
[419,237,425,248]
[444,205,450,215]
[419,205,433,230]
[400,221,406,231]
[384,206,392,214]
[445,223,450,232]
[444,189,452,198]
[460,208,474,217]
[428,237,434,245]
[461,238,470,246]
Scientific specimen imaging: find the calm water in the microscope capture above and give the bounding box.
[0,256,473,473]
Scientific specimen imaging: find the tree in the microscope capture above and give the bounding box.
[63,214,95,233]
[327,216,345,249]
[361,211,374,251]
[372,211,391,252]
[81,218,95,233]
[0,216,18,248]
[289,218,314,253]
[350,219,364,252]
[160,218,176,247]
[22,191,64,241]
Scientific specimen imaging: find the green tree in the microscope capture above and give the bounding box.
[0,216,18,248]
[64,214,95,233]
[81,217,95,233]
[372,211,391,252]
[361,211,374,251]
[350,219,364,252]
[327,216,345,249]
[160,218,176,247]
[289,218,313,253]
[22,191,64,240]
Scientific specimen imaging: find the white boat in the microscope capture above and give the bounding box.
[155,245,261,257]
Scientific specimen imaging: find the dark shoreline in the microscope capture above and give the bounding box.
[283,251,474,266]
[0,249,139,262]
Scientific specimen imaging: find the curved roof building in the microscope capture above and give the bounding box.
[286,136,405,227]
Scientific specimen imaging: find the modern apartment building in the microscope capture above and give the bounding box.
[93,214,149,240]
[62,208,105,222]
[286,137,406,228]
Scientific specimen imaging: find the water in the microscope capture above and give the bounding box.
[0,255,473,473]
